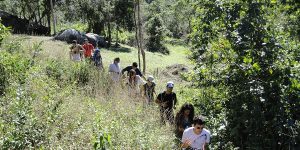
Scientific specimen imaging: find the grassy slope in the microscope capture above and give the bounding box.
[4,35,192,149]
[21,35,192,94]
[19,35,191,69]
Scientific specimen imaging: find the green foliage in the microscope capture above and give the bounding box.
[189,0,300,149]
[0,52,30,95]
[0,21,10,45]
[145,14,169,54]
[57,22,88,32]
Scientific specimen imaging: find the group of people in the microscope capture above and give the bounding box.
[108,58,211,150]
[69,40,211,149]
[69,39,103,69]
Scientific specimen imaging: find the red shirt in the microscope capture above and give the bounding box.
[83,43,94,57]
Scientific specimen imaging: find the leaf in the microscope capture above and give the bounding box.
[243,57,252,63]
[252,63,261,71]
[269,68,273,74]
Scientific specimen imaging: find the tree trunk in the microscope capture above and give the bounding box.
[50,0,56,35]
[116,25,119,46]
[108,20,112,47]
[137,0,146,74]
[37,4,42,24]
[134,0,141,69]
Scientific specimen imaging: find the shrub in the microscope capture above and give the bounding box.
[145,14,169,54]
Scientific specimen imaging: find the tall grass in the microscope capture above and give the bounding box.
[0,35,183,149]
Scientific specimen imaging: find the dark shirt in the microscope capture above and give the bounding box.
[121,66,143,77]
[157,91,177,109]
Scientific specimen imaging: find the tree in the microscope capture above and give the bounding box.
[189,0,300,149]
[145,14,168,54]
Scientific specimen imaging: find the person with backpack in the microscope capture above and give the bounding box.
[142,75,156,105]
[93,45,103,70]
[69,40,84,61]
[181,116,211,150]
[155,81,177,125]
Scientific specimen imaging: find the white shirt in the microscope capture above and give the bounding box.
[126,75,145,93]
[182,127,210,150]
[71,53,81,61]
[109,63,121,82]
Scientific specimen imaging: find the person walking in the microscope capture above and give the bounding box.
[69,40,84,61]
[181,116,211,150]
[175,103,195,139]
[93,45,103,70]
[108,57,121,83]
[142,75,156,105]
[82,38,94,61]
[122,62,145,79]
[155,81,177,125]
[126,69,144,97]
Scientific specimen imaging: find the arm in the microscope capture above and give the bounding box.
[175,115,184,132]
[69,46,73,59]
[91,44,95,53]
[181,131,191,148]
[69,51,72,60]
[121,66,130,75]
[79,45,85,59]
[173,93,177,109]
[203,132,210,150]
[141,84,146,98]
[108,64,113,72]
[155,93,162,104]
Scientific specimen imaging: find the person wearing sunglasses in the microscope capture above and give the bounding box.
[181,116,211,150]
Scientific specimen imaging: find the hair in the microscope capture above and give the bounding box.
[193,116,205,125]
[175,103,195,128]
[132,62,138,68]
[128,69,137,87]
[72,40,77,44]
[114,57,120,62]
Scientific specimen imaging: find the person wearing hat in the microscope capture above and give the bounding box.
[181,116,211,150]
[69,40,84,61]
[155,81,177,125]
[82,38,94,60]
[142,75,156,105]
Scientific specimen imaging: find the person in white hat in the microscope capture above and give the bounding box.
[155,81,177,125]
[142,75,156,105]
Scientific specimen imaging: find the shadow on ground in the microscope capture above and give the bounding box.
[106,46,132,53]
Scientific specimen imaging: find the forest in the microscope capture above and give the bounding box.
[0,0,299,149]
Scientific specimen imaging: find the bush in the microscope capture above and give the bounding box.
[145,14,169,54]
[0,21,10,46]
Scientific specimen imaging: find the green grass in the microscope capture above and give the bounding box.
[13,34,192,91]
[1,35,193,149]
[13,35,191,71]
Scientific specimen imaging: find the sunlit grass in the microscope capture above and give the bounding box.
[1,35,191,149]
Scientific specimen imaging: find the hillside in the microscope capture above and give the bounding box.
[0,35,192,149]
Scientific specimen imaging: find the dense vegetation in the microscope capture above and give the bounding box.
[1,0,300,149]
[186,0,300,149]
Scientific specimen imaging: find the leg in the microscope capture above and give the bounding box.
[166,108,175,125]
[160,108,166,125]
